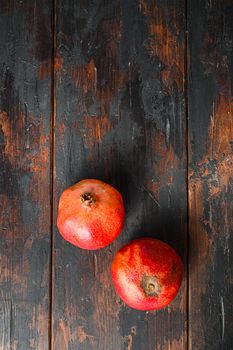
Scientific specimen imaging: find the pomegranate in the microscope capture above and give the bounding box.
[111,238,183,310]
[57,179,125,250]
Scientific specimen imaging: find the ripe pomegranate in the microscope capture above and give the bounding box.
[57,179,125,250]
[111,238,183,310]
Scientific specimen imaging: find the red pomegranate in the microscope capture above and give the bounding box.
[57,179,125,250]
[111,238,183,310]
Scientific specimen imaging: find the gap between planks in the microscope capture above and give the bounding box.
[185,0,190,349]
[49,0,56,348]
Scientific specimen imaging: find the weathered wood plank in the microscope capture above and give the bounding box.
[53,0,187,349]
[0,1,52,349]
[188,0,233,349]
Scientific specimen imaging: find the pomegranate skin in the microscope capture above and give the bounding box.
[57,179,125,250]
[111,238,183,310]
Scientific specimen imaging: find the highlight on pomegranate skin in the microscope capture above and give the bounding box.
[111,238,183,310]
[57,179,125,250]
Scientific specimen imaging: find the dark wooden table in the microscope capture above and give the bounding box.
[0,1,233,349]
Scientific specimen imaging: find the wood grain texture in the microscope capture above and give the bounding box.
[0,1,52,349]
[188,0,233,349]
[53,1,187,349]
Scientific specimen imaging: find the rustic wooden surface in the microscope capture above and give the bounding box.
[0,0,52,349]
[52,0,187,349]
[188,0,233,349]
[0,0,232,349]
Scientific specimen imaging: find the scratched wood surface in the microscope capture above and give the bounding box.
[0,1,52,349]
[52,1,187,349]
[1,0,233,350]
[188,0,233,349]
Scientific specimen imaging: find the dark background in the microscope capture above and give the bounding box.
[0,0,232,349]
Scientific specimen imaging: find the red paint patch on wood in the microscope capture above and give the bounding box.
[54,56,64,72]
[77,326,95,346]
[54,321,95,348]
[209,94,233,159]
[188,179,214,343]
[0,111,11,156]
[0,110,49,174]
[81,114,113,149]
[54,320,71,349]
[71,10,125,117]
[191,84,233,195]
[148,130,181,198]
[125,334,133,350]
[163,337,186,350]
[140,1,185,92]
[72,59,97,94]
[57,120,65,139]
[38,60,51,80]
[0,109,50,234]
